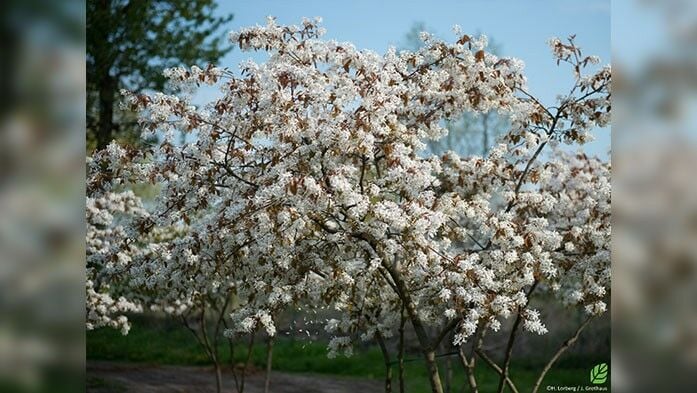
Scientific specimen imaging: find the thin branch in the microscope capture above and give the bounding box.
[398,305,406,393]
[199,308,216,362]
[240,332,256,393]
[264,336,274,393]
[531,316,594,393]
[433,319,459,350]
[213,291,232,352]
[223,330,240,392]
[457,346,478,393]
[511,141,547,199]
[496,281,538,393]
[359,155,367,195]
[467,233,487,251]
[516,87,554,119]
[474,349,519,393]
[376,331,393,393]
[181,313,213,360]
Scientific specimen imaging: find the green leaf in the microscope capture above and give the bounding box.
[590,363,608,384]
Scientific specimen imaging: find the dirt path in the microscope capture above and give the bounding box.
[87,361,382,393]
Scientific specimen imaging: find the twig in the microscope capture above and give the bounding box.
[495,281,538,393]
[531,316,594,393]
[474,349,519,393]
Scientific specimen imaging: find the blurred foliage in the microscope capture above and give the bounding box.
[613,1,697,392]
[86,0,233,151]
[0,0,85,392]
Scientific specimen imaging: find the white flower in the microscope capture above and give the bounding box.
[87,20,610,366]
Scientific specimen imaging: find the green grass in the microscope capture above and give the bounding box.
[0,370,85,393]
[87,316,602,392]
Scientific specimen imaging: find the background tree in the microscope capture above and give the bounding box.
[403,22,509,157]
[86,0,233,151]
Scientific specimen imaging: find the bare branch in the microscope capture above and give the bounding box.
[532,316,594,393]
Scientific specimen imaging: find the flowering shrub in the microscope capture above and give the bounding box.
[86,18,610,393]
[86,190,146,334]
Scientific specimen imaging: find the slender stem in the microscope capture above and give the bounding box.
[511,141,547,199]
[200,309,223,393]
[200,309,215,361]
[240,333,255,393]
[433,319,459,350]
[496,282,538,393]
[531,316,594,393]
[516,87,554,119]
[398,305,406,393]
[181,314,211,360]
[495,316,522,393]
[423,350,444,393]
[353,231,443,393]
[182,309,223,393]
[221,316,240,392]
[227,336,240,392]
[444,347,453,393]
[385,260,443,393]
[376,331,393,393]
[213,362,223,393]
[457,347,477,393]
[474,349,519,393]
[264,336,274,393]
[213,292,232,349]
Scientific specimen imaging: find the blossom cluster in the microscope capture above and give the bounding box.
[86,190,147,334]
[86,19,611,359]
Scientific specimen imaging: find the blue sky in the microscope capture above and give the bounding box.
[202,0,610,155]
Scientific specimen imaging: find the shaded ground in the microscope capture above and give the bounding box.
[87,361,382,393]
[87,316,608,392]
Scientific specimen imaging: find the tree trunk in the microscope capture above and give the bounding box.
[398,306,406,393]
[181,310,225,393]
[240,333,255,393]
[424,350,444,393]
[384,359,393,393]
[496,282,537,393]
[97,74,115,150]
[214,362,223,393]
[264,337,274,393]
[481,113,489,156]
[355,235,444,393]
[457,346,478,393]
[227,337,240,393]
[376,331,393,393]
[387,276,443,393]
[381,261,443,393]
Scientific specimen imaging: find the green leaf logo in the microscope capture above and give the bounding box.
[590,363,608,384]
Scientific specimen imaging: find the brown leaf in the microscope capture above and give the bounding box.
[457,34,471,45]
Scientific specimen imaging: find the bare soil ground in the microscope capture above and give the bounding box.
[87,361,382,393]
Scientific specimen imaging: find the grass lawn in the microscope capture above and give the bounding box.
[87,315,598,392]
